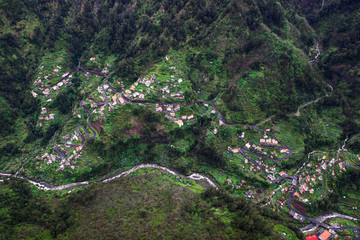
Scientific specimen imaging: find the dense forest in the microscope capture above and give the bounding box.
[0,170,304,239]
[1,0,360,239]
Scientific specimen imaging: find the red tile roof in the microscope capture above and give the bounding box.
[319,230,331,240]
[305,235,319,240]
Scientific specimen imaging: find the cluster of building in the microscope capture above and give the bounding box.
[31,65,75,128]
[259,138,279,146]
[226,178,250,191]
[292,154,348,202]
[305,228,338,240]
[36,152,59,165]
[37,107,55,126]
[57,144,82,171]
[32,66,72,97]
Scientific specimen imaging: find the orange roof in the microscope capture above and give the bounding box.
[294,192,300,198]
[319,230,331,240]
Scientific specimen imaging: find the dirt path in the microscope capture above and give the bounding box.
[294,93,329,116]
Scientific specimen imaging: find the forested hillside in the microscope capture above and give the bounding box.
[1,0,360,239]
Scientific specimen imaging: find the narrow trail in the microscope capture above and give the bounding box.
[254,114,275,127]
[1,67,359,238]
[294,93,329,116]
[294,82,333,117]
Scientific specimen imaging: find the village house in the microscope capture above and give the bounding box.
[213,128,218,135]
[31,90,38,97]
[177,120,184,127]
[188,114,194,119]
[42,89,50,95]
[232,148,239,153]
[289,210,305,222]
[305,235,319,240]
[102,68,109,74]
[112,94,117,105]
[318,229,332,240]
[41,107,47,115]
[155,105,163,112]
[118,96,125,104]
[280,148,289,153]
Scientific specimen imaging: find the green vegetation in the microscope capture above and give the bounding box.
[0,170,302,240]
[1,0,360,238]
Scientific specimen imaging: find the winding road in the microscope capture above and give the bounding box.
[1,66,359,239]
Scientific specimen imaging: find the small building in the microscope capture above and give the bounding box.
[112,94,117,104]
[155,106,163,112]
[289,209,305,222]
[305,235,319,240]
[318,229,332,240]
[213,128,218,135]
[177,120,184,127]
[41,107,47,115]
[118,96,125,104]
[31,90,38,97]
[232,148,239,153]
[188,114,194,119]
